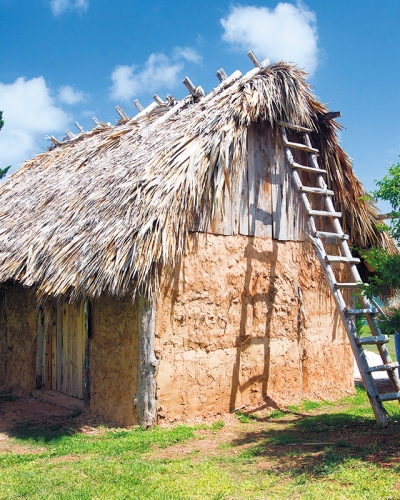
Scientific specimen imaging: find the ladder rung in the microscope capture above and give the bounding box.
[368,362,400,373]
[309,210,342,218]
[283,140,319,154]
[335,282,363,289]
[299,186,334,195]
[378,392,400,402]
[290,162,327,174]
[326,255,360,263]
[346,308,377,315]
[357,335,389,346]
[278,121,313,133]
[315,231,349,240]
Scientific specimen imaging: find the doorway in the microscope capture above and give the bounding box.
[36,300,89,404]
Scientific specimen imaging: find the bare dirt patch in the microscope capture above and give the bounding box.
[0,397,71,434]
[0,396,114,454]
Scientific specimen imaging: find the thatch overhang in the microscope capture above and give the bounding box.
[0,63,394,300]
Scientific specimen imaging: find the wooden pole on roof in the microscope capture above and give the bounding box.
[49,136,61,146]
[115,105,130,120]
[74,121,84,133]
[152,94,167,106]
[134,99,144,112]
[216,69,228,82]
[247,50,270,68]
[183,77,205,97]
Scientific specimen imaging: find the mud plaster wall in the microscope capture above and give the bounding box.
[155,233,353,421]
[0,283,37,393]
[90,295,139,425]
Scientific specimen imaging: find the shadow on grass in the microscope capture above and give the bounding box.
[8,412,81,443]
[229,395,400,477]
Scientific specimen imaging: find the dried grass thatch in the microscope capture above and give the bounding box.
[0,63,393,300]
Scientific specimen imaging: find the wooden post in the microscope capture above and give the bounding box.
[136,296,158,427]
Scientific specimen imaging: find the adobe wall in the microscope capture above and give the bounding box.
[89,295,139,425]
[0,285,139,426]
[155,233,353,421]
[0,282,37,393]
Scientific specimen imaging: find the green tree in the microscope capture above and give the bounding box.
[0,110,11,179]
[360,159,400,334]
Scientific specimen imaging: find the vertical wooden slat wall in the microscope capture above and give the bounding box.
[197,122,306,241]
[42,300,87,399]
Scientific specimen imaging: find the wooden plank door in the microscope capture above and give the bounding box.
[53,301,87,399]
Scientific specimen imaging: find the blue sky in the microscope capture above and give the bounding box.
[1,0,400,205]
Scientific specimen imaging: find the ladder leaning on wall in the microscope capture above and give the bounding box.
[278,121,400,427]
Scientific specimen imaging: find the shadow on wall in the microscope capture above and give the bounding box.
[229,238,279,411]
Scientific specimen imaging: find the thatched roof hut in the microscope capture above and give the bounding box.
[0,62,392,425]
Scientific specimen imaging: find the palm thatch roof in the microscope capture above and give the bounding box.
[0,63,393,301]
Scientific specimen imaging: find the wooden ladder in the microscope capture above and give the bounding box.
[278,121,400,427]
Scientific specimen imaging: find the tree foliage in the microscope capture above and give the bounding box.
[360,159,400,334]
[0,110,10,179]
[373,162,400,241]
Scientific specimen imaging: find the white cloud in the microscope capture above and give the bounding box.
[173,47,203,65]
[58,85,87,105]
[50,0,88,16]
[110,47,202,102]
[221,2,319,75]
[0,77,70,172]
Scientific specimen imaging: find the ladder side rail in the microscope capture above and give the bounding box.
[280,125,399,423]
[304,135,400,393]
[281,128,319,236]
[306,139,386,324]
[310,235,389,426]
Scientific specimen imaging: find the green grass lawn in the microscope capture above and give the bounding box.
[359,324,398,360]
[2,388,400,499]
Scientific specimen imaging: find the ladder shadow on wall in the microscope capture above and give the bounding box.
[229,238,280,411]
